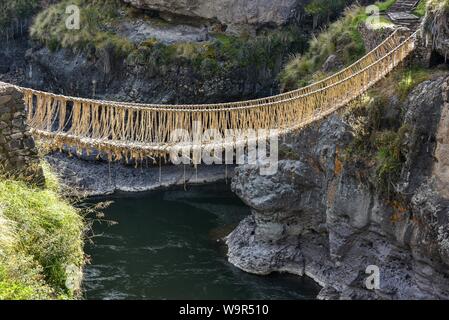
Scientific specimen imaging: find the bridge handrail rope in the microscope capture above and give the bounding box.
[2,28,404,111]
[0,29,417,162]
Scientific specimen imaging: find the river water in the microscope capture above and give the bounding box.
[83,185,320,300]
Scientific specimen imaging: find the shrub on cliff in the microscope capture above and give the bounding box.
[0,164,84,300]
[31,0,130,55]
[280,5,366,91]
[279,0,397,91]
[305,0,357,29]
[342,66,434,198]
[414,0,428,17]
[0,0,40,39]
[30,0,306,81]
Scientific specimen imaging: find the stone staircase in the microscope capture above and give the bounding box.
[387,0,421,29]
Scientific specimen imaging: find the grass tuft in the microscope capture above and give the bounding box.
[279,5,367,91]
[0,0,40,38]
[397,68,431,101]
[30,0,307,80]
[414,0,428,17]
[0,163,84,300]
[279,0,399,92]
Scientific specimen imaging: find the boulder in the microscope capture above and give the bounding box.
[122,0,301,28]
[227,76,449,299]
[321,54,343,73]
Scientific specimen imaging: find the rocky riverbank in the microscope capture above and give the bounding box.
[46,153,234,196]
[226,71,449,299]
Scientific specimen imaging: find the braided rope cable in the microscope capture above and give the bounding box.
[0,30,418,161]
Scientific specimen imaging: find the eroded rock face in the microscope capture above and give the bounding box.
[434,80,449,198]
[227,76,449,299]
[122,0,301,29]
[24,44,282,104]
[423,5,449,58]
[45,152,233,196]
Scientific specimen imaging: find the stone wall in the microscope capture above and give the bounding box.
[0,83,44,184]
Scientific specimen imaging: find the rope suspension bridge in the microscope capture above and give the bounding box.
[0,29,417,163]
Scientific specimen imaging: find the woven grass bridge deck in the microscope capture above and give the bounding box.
[0,29,417,163]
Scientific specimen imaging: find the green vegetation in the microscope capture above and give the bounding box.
[376,0,397,12]
[413,0,449,17]
[414,0,428,17]
[397,67,431,100]
[280,0,398,91]
[373,126,409,195]
[303,0,396,29]
[31,0,306,79]
[128,27,306,77]
[0,164,84,300]
[343,94,408,196]
[280,5,367,90]
[360,0,397,28]
[0,0,40,37]
[31,0,132,56]
[305,0,355,29]
[342,66,431,197]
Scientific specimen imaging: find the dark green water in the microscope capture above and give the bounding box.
[83,185,320,300]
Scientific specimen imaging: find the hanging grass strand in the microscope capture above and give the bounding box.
[0,29,417,164]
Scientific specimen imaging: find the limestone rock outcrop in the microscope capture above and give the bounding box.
[122,0,302,29]
[227,76,449,299]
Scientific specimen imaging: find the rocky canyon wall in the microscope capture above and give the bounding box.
[122,0,303,30]
[227,74,449,299]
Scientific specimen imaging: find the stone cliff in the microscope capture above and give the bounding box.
[227,71,449,299]
[122,0,303,31]
[0,84,43,184]
[0,1,311,105]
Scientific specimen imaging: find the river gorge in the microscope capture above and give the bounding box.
[83,185,320,300]
[1,0,449,302]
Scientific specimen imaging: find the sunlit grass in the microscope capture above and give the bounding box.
[397,68,431,100]
[376,0,397,12]
[0,163,84,300]
[366,16,396,29]
[280,5,368,91]
[31,0,306,78]
[414,0,428,17]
